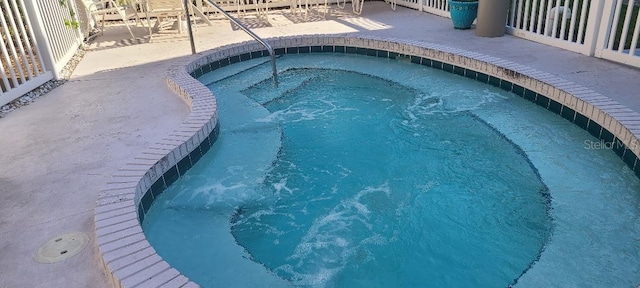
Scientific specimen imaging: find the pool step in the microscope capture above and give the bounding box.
[166,89,282,210]
[198,57,273,87]
[241,70,317,105]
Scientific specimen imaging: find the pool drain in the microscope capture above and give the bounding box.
[33,232,89,263]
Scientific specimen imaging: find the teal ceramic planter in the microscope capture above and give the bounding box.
[448,0,478,29]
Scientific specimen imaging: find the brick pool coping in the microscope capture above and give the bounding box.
[93,34,640,288]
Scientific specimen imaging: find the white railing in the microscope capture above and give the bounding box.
[421,0,450,17]
[396,0,422,11]
[416,0,639,68]
[0,0,84,106]
[595,0,640,67]
[506,0,601,55]
[29,0,84,78]
[1,0,51,106]
[505,0,639,66]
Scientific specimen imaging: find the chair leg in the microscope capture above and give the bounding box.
[125,4,144,27]
[289,0,296,14]
[304,0,309,20]
[132,6,144,27]
[101,14,106,35]
[123,21,136,38]
[118,9,136,38]
[352,0,363,15]
[145,9,153,38]
[237,0,246,18]
[178,12,181,34]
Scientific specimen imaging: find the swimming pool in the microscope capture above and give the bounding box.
[94,35,640,288]
[142,52,639,287]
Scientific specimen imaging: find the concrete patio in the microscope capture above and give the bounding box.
[1,2,639,287]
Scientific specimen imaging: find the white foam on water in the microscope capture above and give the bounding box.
[440,89,508,112]
[165,175,251,210]
[257,96,358,124]
[360,233,389,246]
[259,106,320,123]
[401,89,508,124]
[226,165,245,173]
[280,183,393,286]
[275,264,341,287]
[273,177,296,196]
[415,181,437,193]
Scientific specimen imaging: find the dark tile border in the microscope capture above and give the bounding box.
[138,124,220,216]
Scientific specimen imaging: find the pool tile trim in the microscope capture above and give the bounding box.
[95,34,640,288]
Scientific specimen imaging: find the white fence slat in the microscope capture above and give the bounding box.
[10,0,36,77]
[567,0,579,41]
[422,0,449,18]
[0,8,20,87]
[617,0,635,52]
[558,0,569,40]
[12,0,42,77]
[0,36,14,91]
[608,0,624,49]
[529,0,539,32]
[18,0,47,77]
[509,0,516,26]
[542,0,552,35]
[536,0,545,33]
[523,0,531,30]
[3,0,32,79]
[630,8,640,56]
[550,0,560,38]
[576,0,589,44]
[516,0,524,29]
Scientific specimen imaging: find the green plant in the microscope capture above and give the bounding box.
[59,0,80,29]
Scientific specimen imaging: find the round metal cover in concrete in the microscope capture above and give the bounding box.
[33,232,89,264]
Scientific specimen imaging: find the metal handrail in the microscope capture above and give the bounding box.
[203,0,278,85]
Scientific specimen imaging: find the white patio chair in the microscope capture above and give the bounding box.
[144,0,186,35]
[87,0,138,38]
[384,0,396,11]
[305,0,329,19]
[335,0,363,15]
[263,0,297,19]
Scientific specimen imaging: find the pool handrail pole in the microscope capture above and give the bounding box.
[203,0,278,86]
[183,0,197,55]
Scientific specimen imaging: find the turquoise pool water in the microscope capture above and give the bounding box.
[143,53,640,287]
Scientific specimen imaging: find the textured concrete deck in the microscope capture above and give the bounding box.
[0,2,639,287]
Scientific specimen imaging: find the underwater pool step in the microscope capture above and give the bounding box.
[241,70,318,106]
[164,88,282,211]
[198,57,274,87]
